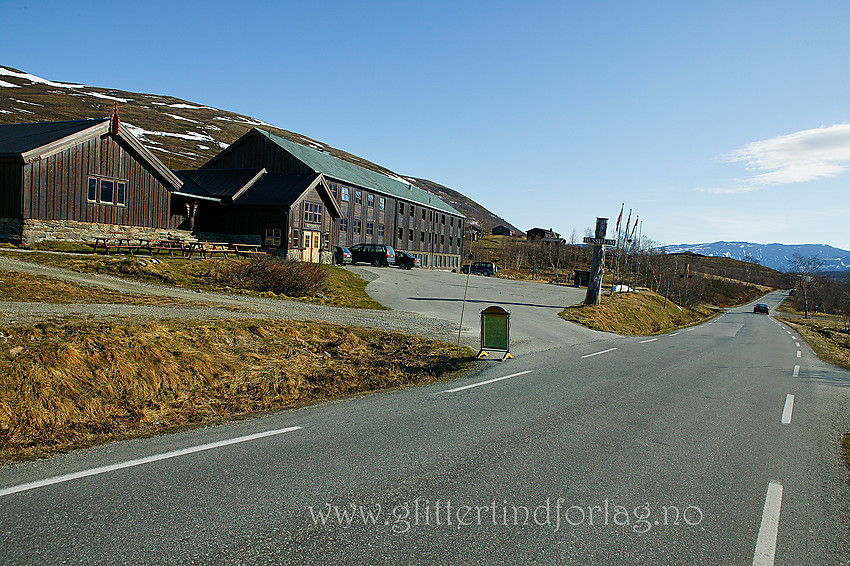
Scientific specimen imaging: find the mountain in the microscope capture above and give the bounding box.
[663,241,850,273]
[0,65,518,233]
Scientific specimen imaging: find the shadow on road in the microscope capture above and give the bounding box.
[408,297,567,309]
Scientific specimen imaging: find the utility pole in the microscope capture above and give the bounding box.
[583,217,613,306]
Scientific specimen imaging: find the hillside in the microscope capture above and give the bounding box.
[664,241,850,273]
[0,65,515,232]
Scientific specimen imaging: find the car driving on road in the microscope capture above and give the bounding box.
[753,303,770,314]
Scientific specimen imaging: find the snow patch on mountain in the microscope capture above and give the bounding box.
[663,241,850,272]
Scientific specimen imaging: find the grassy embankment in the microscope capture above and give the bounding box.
[0,318,474,463]
[775,300,850,372]
[0,244,384,310]
[559,290,716,335]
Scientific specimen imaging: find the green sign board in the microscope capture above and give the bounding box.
[480,305,510,352]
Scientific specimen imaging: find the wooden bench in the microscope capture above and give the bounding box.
[232,244,269,258]
[186,242,234,259]
[90,237,151,255]
[149,238,189,257]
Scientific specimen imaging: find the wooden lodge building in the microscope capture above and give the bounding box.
[0,118,465,268]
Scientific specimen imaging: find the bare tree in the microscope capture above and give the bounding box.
[787,254,824,318]
[742,254,759,286]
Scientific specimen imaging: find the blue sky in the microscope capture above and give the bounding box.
[2,0,849,249]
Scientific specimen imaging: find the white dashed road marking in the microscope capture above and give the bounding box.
[781,394,795,424]
[792,365,800,377]
[752,482,783,566]
[0,426,303,497]
[440,370,532,394]
[582,348,618,359]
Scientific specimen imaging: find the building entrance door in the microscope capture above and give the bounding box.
[301,230,321,263]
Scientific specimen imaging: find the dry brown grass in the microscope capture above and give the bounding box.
[560,290,715,335]
[0,318,474,462]
[776,316,850,371]
[0,268,195,307]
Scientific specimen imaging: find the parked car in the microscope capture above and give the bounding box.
[333,246,352,265]
[349,243,396,266]
[461,261,497,276]
[753,303,770,314]
[395,250,421,269]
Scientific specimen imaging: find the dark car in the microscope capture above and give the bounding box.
[753,303,770,314]
[349,243,396,266]
[395,250,421,269]
[461,261,497,276]
[333,246,352,265]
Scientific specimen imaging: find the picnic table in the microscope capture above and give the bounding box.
[232,243,268,258]
[186,242,234,259]
[148,238,189,256]
[90,237,152,255]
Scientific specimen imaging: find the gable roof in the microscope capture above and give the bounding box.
[174,168,267,201]
[0,118,182,189]
[252,129,463,217]
[172,168,341,217]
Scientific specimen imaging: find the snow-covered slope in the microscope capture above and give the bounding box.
[663,241,850,272]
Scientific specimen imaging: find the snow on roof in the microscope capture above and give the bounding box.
[0,66,84,89]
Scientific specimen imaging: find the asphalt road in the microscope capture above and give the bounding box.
[1,275,849,564]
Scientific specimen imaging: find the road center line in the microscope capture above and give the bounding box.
[796,351,801,358]
[792,365,800,377]
[581,347,618,358]
[668,332,680,336]
[781,394,795,424]
[440,370,532,393]
[0,426,303,498]
[752,481,783,566]
[639,338,658,343]
[794,342,800,347]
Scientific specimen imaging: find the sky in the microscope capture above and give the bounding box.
[1,0,849,249]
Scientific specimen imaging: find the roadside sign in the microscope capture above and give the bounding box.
[583,237,615,245]
[479,305,513,360]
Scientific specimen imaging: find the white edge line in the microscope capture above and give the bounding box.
[781,394,795,425]
[752,481,783,566]
[792,365,800,377]
[440,370,532,393]
[639,338,658,343]
[0,426,303,497]
[581,347,618,359]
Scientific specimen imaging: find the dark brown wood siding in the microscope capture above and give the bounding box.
[202,132,311,175]
[20,133,174,228]
[0,161,23,217]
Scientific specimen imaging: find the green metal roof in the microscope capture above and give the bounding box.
[257,129,463,217]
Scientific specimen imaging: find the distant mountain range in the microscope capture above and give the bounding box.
[664,241,850,273]
[0,65,522,235]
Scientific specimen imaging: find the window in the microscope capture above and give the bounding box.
[441,235,445,245]
[422,208,426,220]
[265,228,282,247]
[367,194,374,208]
[442,214,446,224]
[450,217,454,226]
[87,176,126,206]
[398,228,404,240]
[398,202,404,215]
[99,179,114,204]
[304,202,323,223]
[430,211,433,222]
[457,237,461,247]
[354,219,362,234]
[355,191,362,204]
[420,232,425,243]
[323,232,330,249]
[409,206,414,217]
[341,186,349,201]
[366,221,374,235]
[340,218,348,232]
[408,229,414,241]
[379,197,385,210]
[378,223,384,236]
[292,229,299,247]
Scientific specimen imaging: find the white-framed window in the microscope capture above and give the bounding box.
[379,197,385,210]
[340,218,348,232]
[87,176,126,206]
[367,194,375,208]
[341,186,349,201]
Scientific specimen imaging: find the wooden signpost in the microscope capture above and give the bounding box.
[583,217,613,306]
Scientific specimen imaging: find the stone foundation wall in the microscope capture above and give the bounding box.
[19,219,261,246]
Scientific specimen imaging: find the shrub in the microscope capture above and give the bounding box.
[219,257,326,297]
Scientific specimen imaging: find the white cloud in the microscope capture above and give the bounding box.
[700,123,850,194]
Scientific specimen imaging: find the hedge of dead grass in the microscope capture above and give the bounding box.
[0,318,472,462]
